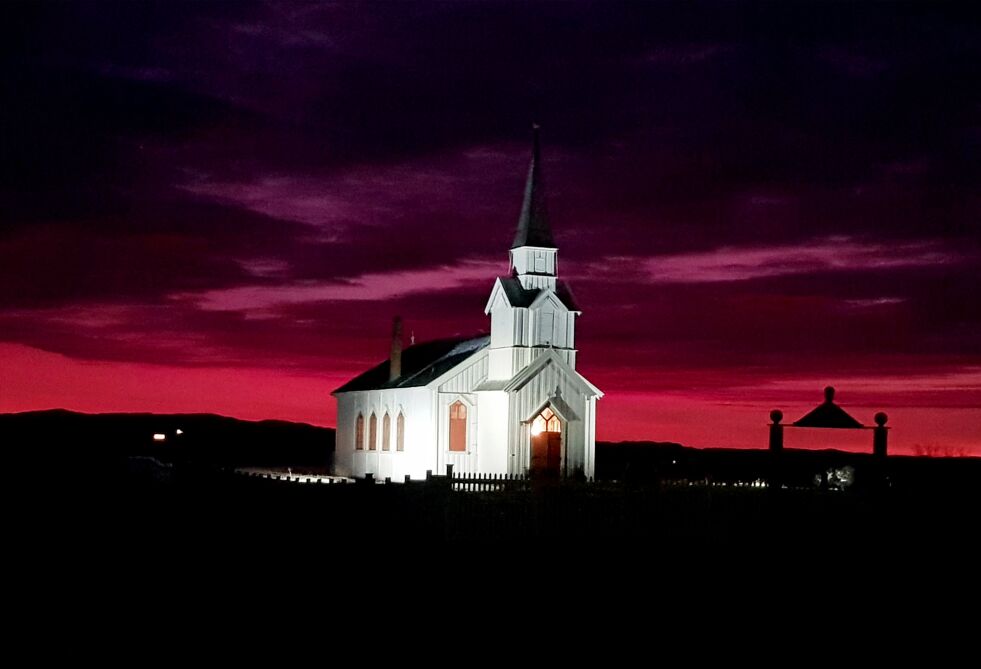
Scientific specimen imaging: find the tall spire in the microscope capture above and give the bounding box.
[512,124,556,249]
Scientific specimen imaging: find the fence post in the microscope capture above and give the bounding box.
[872,412,889,490]
[768,409,784,490]
[873,412,889,458]
[768,410,784,452]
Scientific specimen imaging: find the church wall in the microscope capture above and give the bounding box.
[438,352,488,393]
[335,387,436,480]
[488,348,514,380]
[528,300,573,349]
[476,391,509,474]
[490,302,514,349]
[516,308,529,346]
[336,362,595,479]
[488,307,531,380]
[334,393,356,478]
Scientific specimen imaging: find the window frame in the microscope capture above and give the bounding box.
[355,413,365,450]
[448,400,468,453]
[382,412,391,451]
[396,412,405,452]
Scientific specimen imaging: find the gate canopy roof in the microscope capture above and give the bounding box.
[792,386,864,429]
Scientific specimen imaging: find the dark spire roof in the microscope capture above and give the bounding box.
[793,386,865,429]
[512,124,556,249]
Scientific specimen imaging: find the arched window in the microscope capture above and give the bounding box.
[532,406,561,435]
[382,412,391,451]
[355,413,364,450]
[368,413,377,451]
[396,412,405,452]
[449,401,467,452]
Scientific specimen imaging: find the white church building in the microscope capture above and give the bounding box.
[332,129,602,480]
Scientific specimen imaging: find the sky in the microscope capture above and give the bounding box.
[2,1,980,455]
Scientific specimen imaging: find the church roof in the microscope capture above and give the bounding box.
[512,125,556,249]
[332,335,489,394]
[792,387,865,429]
[496,276,580,311]
[495,347,603,398]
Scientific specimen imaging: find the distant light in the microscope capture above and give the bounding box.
[176,429,184,435]
[153,433,166,441]
[672,459,677,465]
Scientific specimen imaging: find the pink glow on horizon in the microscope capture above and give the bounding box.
[3,343,978,456]
[0,343,342,427]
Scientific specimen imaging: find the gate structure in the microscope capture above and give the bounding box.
[767,387,890,489]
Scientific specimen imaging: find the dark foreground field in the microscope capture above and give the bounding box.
[21,462,981,561]
[7,410,980,564]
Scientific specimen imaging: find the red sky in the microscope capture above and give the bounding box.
[1,2,979,455]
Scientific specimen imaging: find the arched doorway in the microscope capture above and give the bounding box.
[530,406,562,476]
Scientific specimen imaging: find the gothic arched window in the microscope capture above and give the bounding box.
[382,412,391,451]
[532,406,561,435]
[449,401,467,452]
[355,413,364,450]
[396,412,405,452]
[368,413,378,451]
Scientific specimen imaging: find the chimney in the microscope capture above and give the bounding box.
[389,316,403,382]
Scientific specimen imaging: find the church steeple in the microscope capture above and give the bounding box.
[509,125,558,290]
[486,123,582,381]
[512,124,555,249]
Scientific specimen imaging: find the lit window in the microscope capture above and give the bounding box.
[449,401,467,452]
[152,433,166,442]
[532,407,561,435]
[355,414,364,450]
[397,412,405,452]
[382,413,391,451]
[369,413,378,451]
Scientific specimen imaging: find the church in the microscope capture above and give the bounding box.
[332,128,602,480]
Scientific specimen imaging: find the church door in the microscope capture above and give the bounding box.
[530,407,562,477]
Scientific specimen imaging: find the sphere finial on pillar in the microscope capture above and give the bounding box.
[873,411,889,459]
[768,410,784,453]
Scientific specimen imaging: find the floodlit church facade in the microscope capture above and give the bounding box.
[332,129,602,480]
